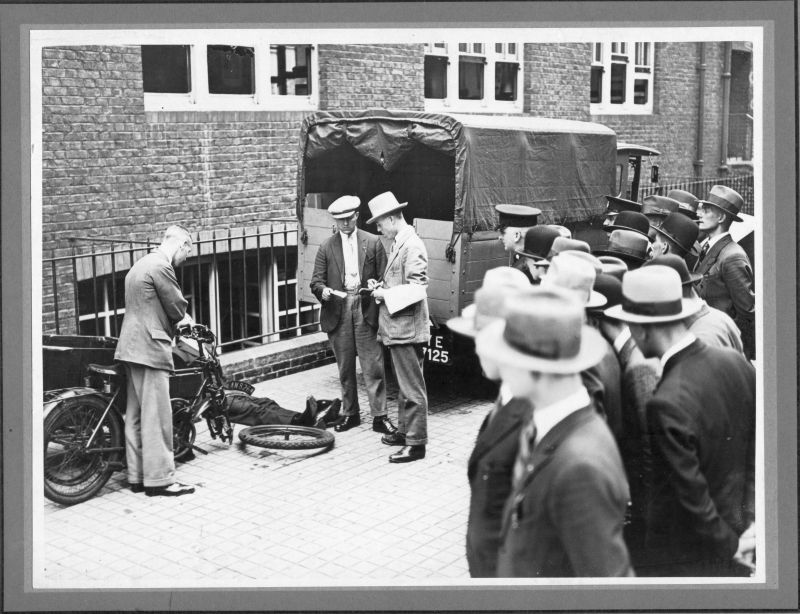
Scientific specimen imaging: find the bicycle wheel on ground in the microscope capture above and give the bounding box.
[238,424,335,451]
[43,396,124,506]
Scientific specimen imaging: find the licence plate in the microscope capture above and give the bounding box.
[424,334,452,365]
[224,380,255,395]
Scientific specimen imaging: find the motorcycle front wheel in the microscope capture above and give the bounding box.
[238,425,335,451]
[43,396,124,505]
[171,398,196,462]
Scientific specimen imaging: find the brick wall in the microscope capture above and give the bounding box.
[318,44,424,110]
[524,43,592,119]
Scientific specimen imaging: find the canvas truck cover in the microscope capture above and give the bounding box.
[297,109,617,231]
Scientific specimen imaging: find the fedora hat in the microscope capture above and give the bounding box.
[653,212,700,255]
[604,265,703,324]
[697,185,744,222]
[593,229,650,265]
[327,195,361,219]
[515,225,561,261]
[604,194,642,215]
[604,210,651,238]
[366,191,407,224]
[474,287,607,374]
[642,195,680,219]
[550,225,572,238]
[598,255,628,281]
[541,252,607,309]
[591,273,624,311]
[667,189,699,219]
[447,267,530,337]
[546,236,591,261]
[644,254,702,285]
[495,204,541,230]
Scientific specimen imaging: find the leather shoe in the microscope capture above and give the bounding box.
[389,445,426,463]
[381,431,406,446]
[129,482,144,493]
[372,415,397,435]
[334,414,361,432]
[317,399,342,427]
[144,482,195,497]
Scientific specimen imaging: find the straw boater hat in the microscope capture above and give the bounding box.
[447,267,530,338]
[667,189,700,219]
[597,255,628,281]
[515,225,562,261]
[697,184,745,223]
[328,195,361,219]
[474,287,606,374]
[644,254,702,286]
[604,210,651,238]
[540,252,607,309]
[494,204,542,229]
[366,191,407,224]
[604,265,703,324]
[652,211,700,255]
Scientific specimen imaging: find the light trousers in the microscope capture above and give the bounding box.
[388,343,428,445]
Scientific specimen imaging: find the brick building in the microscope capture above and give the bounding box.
[39,36,753,373]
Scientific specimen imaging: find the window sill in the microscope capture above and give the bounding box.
[424,98,523,114]
[145,109,314,123]
[590,104,654,116]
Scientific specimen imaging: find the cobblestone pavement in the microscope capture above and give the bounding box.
[38,363,496,588]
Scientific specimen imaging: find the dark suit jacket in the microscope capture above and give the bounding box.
[310,229,386,333]
[694,234,755,322]
[466,397,530,578]
[642,339,756,576]
[496,405,632,577]
[581,337,623,441]
[114,250,187,371]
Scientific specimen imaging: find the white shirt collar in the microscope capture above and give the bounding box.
[613,326,632,355]
[339,230,358,243]
[660,332,697,369]
[533,386,591,444]
[704,231,730,249]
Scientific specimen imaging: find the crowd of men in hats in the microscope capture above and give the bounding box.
[311,184,756,577]
[452,184,756,578]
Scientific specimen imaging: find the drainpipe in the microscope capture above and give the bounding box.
[719,42,732,173]
[693,42,706,177]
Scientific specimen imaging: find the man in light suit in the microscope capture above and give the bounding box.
[475,287,632,577]
[606,265,756,576]
[310,195,393,435]
[693,185,755,359]
[114,225,195,497]
[367,191,431,463]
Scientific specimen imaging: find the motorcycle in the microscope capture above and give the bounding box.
[42,323,253,506]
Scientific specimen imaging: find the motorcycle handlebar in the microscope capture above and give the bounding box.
[176,323,216,344]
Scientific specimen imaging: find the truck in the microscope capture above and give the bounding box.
[295,109,644,376]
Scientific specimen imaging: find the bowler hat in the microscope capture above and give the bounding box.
[667,189,699,219]
[644,254,702,285]
[653,212,700,256]
[598,255,628,281]
[366,191,407,224]
[328,195,360,219]
[642,195,680,219]
[515,225,561,261]
[474,287,606,374]
[697,185,744,222]
[550,225,572,238]
[447,267,530,338]
[546,236,591,261]
[604,210,651,238]
[591,273,624,311]
[593,229,650,265]
[604,265,703,324]
[495,204,541,229]
[541,252,607,309]
[604,195,642,215]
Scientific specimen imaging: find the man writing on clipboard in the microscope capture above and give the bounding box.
[366,191,431,464]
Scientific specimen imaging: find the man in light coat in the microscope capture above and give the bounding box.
[310,195,393,435]
[114,225,195,497]
[367,191,431,463]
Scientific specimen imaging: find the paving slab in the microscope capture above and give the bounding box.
[38,362,495,588]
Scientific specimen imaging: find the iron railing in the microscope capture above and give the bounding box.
[42,224,321,352]
[639,173,754,215]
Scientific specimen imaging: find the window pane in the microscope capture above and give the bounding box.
[594,43,602,62]
[495,61,518,101]
[424,55,448,99]
[207,45,254,95]
[634,79,648,104]
[472,43,483,54]
[610,62,627,103]
[590,65,603,103]
[141,45,191,94]
[458,43,467,52]
[508,43,516,55]
[459,56,484,100]
[270,44,312,95]
[495,43,503,54]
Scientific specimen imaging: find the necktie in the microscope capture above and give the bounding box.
[512,418,538,489]
[698,241,710,262]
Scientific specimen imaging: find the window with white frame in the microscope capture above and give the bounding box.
[424,41,523,112]
[141,38,317,112]
[590,42,654,115]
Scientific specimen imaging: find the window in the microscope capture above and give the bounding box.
[77,274,126,337]
[424,41,523,112]
[590,42,654,115]
[141,37,318,112]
